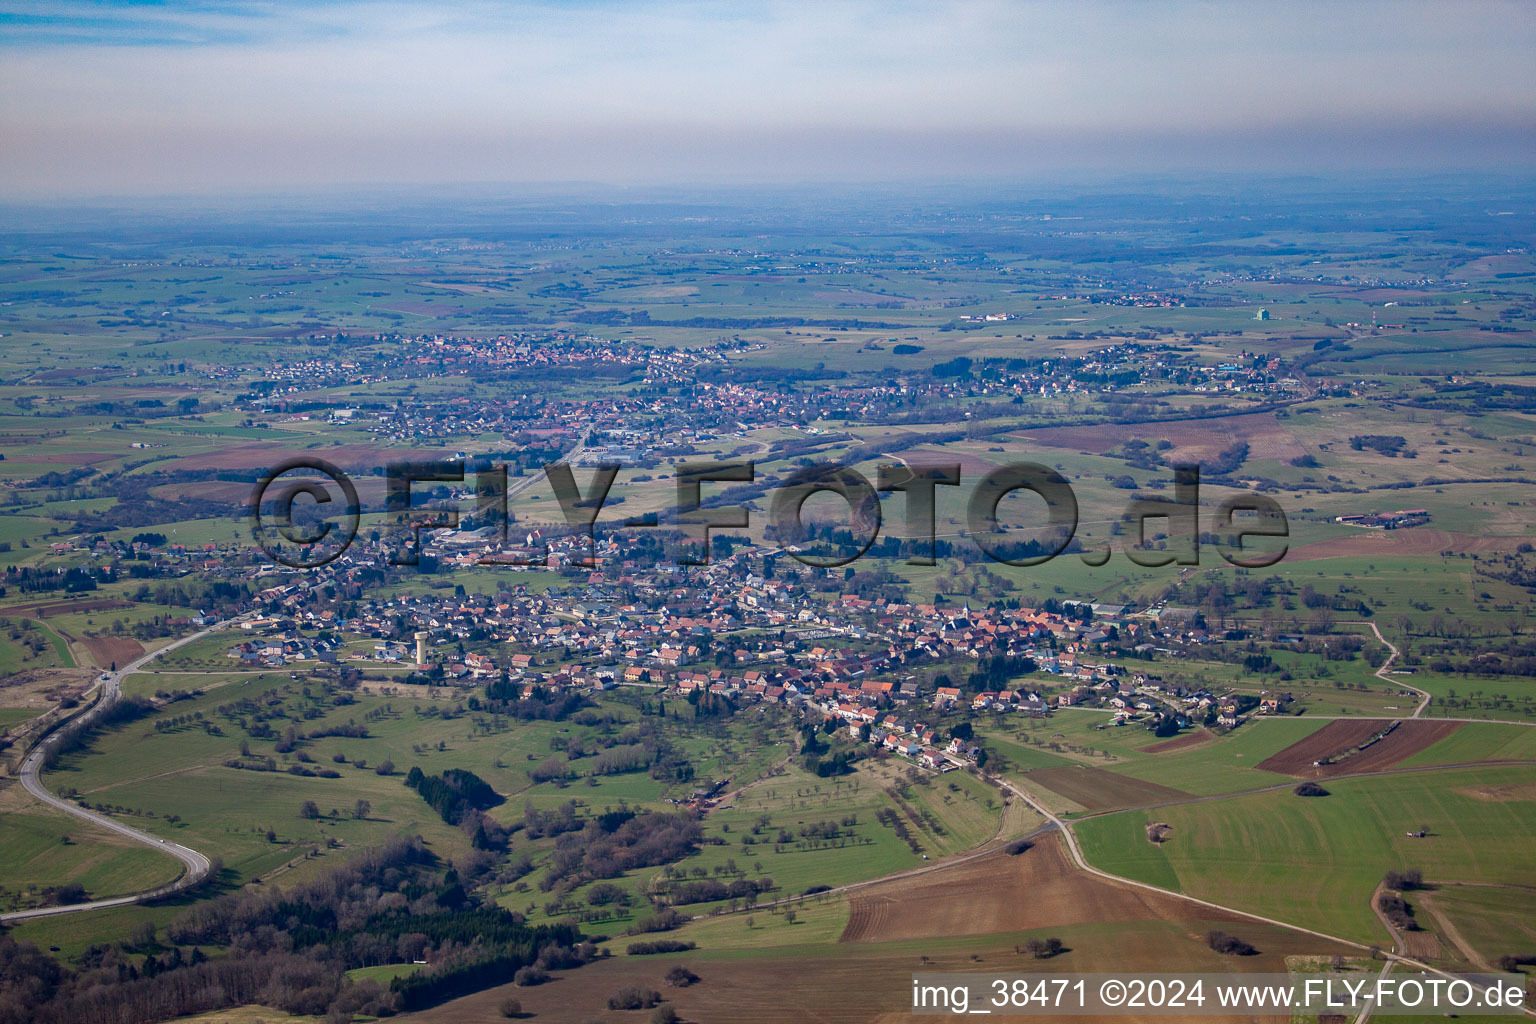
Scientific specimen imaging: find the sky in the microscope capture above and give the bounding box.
[1,0,1533,196]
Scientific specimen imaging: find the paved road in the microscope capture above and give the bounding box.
[1,622,235,923]
[1351,619,1430,717]
[1353,959,1396,1024]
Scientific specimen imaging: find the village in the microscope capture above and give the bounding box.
[209,536,1285,779]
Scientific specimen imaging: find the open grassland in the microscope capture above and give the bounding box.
[984,717,1338,808]
[34,668,1009,933]
[1087,717,1327,796]
[1398,721,1536,766]
[4,898,202,962]
[1075,764,1536,945]
[1407,670,1536,722]
[664,890,852,951]
[0,705,41,730]
[0,625,69,674]
[345,962,426,985]
[505,754,1019,930]
[0,794,183,911]
[1415,883,1536,971]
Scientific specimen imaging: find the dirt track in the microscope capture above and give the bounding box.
[1256,720,1462,778]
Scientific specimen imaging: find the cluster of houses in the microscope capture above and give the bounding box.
[233,327,1312,459]
[238,559,1147,700]
[1336,509,1431,530]
[225,630,342,668]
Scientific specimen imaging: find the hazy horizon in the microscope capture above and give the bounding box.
[2,0,1534,198]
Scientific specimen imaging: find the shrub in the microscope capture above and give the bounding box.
[1004,838,1034,855]
[664,964,699,987]
[529,757,568,783]
[626,909,685,935]
[513,966,550,987]
[499,996,523,1018]
[1377,893,1419,931]
[650,1004,679,1024]
[1294,782,1330,797]
[1207,931,1257,956]
[1383,869,1423,891]
[587,882,631,907]
[607,985,662,1010]
[626,940,696,956]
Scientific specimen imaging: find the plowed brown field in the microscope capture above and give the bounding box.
[1024,764,1193,812]
[173,444,442,471]
[843,834,1238,943]
[1139,730,1214,754]
[1013,412,1306,464]
[1256,719,1463,778]
[405,925,1333,1024]
[79,636,145,668]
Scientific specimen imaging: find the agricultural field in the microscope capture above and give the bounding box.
[1254,719,1465,778]
[0,176,1534,1024]
[1075,764,1536,945]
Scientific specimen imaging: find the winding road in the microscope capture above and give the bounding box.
[1353,618,1431,718]
[0,622,235,923]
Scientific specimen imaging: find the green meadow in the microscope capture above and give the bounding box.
[1076,763,1536,945]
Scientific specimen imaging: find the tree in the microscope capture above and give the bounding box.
[1023,937,1063,958]
[664,964,699,987]
[1207,930,1256,956]
[353,798,371,820]
[608,986,662,1010]
[375,759,395,776]
[499,997,523,1018]
[299,800,320,819]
